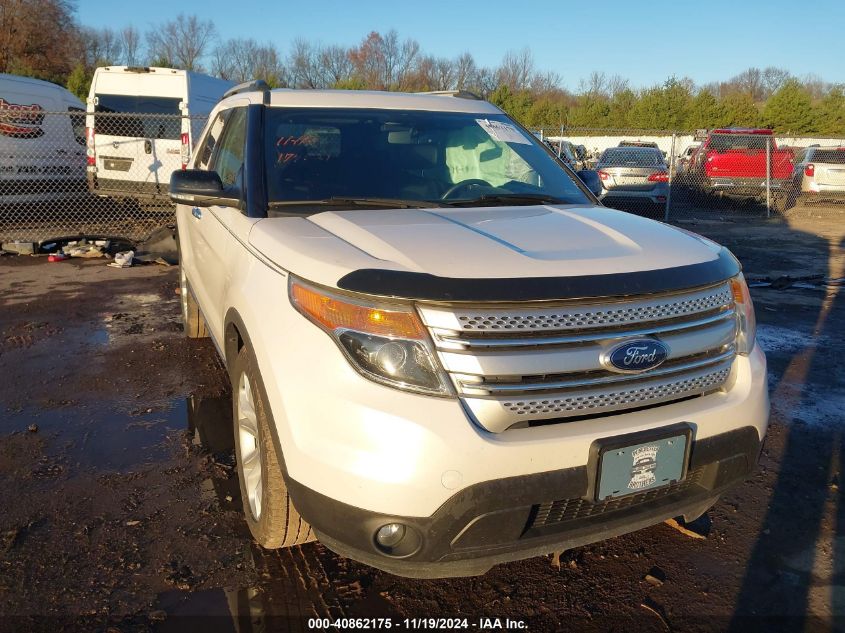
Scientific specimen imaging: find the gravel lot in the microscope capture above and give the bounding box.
[1,206,843,632]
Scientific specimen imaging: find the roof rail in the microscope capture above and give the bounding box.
[223,79,271,100]
[417,90,482,101]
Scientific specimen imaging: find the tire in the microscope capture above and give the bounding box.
[180,265,209,338]
[231,344,315,549]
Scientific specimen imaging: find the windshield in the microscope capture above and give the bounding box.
[264,108,591,211]
[598,148,664,167]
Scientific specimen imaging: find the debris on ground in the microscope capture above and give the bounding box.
[2,529,20,553]
[134,226,178,265]
[550,551,563,569]
[644,566,666,587]
[47,253,68,262]
[664,516,710,539]
[108,251,135,269]
[62,239,105,258]
[27,424,38,433]
[745,274,843,290]
[0,241,35,255]
[640,597,671,631]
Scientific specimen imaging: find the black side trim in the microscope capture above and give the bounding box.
[244,104,267,219]
[337,247,740,302]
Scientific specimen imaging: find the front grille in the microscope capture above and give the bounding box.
[418,281,738,433]
[529,467,705,529]
[444,284,733,332]
[502,366,730,417]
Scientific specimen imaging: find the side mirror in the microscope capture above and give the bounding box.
[577,169,603,197]
[170,169,240,208]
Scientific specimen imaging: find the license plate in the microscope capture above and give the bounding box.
[597,434,688,501]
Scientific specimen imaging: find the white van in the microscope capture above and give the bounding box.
[85,66,233,200]
[0,73,86,204]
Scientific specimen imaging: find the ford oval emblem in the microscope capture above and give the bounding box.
[603,339,669,373]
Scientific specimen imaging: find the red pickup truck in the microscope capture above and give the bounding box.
[687,128,795,209]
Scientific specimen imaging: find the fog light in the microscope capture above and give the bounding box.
[375,523,406,548]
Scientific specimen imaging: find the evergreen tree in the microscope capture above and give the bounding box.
[719,93,760,127]
[762,78,815,133]
[66,63,92,101]
[814,86,845,136]
[686,91,727,129]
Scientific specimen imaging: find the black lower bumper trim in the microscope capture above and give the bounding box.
[287,425,761,578]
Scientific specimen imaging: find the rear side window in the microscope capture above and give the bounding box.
[94,94,182,139]
[210,108,247,188]
[195,109,230,170]
[810,149,845,164]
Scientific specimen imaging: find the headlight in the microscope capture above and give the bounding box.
[289,277,451,396]
[730,274,756,354]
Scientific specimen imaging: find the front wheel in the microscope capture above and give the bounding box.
[232,345,315,549]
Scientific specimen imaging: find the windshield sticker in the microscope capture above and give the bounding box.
[476,119,531,145]
[275,135,316,164]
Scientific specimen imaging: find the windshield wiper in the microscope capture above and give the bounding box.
[268,197,447,210]
[447,193,568,207]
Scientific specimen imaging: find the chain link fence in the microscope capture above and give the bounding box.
[0,111,208,248]
[537,127,845,221]
[3,112,845,249]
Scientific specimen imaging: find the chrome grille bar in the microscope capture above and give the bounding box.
[457,347,736,395]
[433,308,736,350]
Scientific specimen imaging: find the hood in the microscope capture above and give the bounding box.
[248,204,725,295]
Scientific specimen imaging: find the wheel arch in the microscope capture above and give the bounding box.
[223,307,297,488]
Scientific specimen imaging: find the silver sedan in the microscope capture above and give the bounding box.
[596,147,669,207]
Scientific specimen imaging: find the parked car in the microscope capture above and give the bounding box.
[790,146,845,203]
[687,128,794,210]
[85,66,233,201]
[676,143,701,174]
[596,146,669,208]
[619,140,660,149]
[0,73,86,204]
[172,83,768,579]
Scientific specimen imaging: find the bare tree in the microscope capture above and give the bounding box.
[578,71,609,98]
[497,48,534,91]
[801,73,829,99]
[318,44,353,86]
[213,38,285,86]
[120,25,141,66]
[81,27,122,67]
[530,70,562,94]
[288,38,322,88]
[454,52,476,91]
[146,14,217,71]
[761,67,790,97]
[607,74,630,98]
[731,67,764,101]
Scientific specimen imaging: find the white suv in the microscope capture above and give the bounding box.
[172,82,769,578]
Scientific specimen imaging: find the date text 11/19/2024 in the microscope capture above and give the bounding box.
[307,617,529,630]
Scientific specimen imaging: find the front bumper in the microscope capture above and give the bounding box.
[289,424,762,578]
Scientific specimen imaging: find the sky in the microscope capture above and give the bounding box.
[77,0,845,90]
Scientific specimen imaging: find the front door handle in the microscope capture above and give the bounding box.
[192,207,202,220]
[144,139,152,154]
